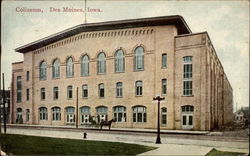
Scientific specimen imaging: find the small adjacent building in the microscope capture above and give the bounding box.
[11,15,233,131]
[234,107,249,123]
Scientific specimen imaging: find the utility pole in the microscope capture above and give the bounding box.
[2,73,6,133]
[0,48,2,133]
[84,0,87,24]
[76,87,79,128]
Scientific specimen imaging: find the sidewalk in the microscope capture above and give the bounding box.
[6,124,209,135]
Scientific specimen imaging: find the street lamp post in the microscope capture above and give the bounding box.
[153,95,165,144]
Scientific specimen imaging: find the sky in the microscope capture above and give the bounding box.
[1,0,249,111]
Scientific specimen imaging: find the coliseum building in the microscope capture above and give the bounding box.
[11,15,233,131]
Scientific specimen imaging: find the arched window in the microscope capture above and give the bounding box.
[65,107,75,124]
[39,107,48,120]
[181,105,194,112]
[115,50,124,72]
[97,52,106,74]
[161,107,167,126]
[96,106,108,123]
[52,107,61,121]
[39,61,47,80]
[52,59,60,79]
[80,106,91,124]
[66,57,74,77]
[113,106,126,122]
[134,46,144,71]
[81,55,89,76]
[133,106,146,123]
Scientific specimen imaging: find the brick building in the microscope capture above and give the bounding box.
[11,15,233,130]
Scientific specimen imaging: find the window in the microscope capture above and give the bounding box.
[181,105,194,129]
[67,86,73,99]
[99,83,104,97]
[162,79,167,95]
[26,71,29,81]
[52,59,60,79]
[16,76,22,102]
[134,46,144,71]
[66,57,74,77]
[81,55,89,76]
[65,107,75,124]
[113,106,126,122]
[96,106,108,123]
[183,56,193,96]
[26,109,29,122]
[97,52,106,74]
[41,88,45,100]
[133,106,146,122]
[39,107,48,120]
[53,87,59,100]
[116,82,123,97]
[16,108,23,123]
[161,107,167,126]
[80,106,90,124]
[162,53,167,68]
[82,84,88,98]
[39,61,47,80]
[181,105,194,112]
[26,89,29,101]
[52,107,61,121]
[115,49,124,72]
[135,81,143,96]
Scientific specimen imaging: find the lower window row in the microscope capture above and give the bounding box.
[16,105,194,128]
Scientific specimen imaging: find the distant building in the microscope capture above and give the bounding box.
[234,107,249,123]
[11,15,233,131]
[0,90,10,124]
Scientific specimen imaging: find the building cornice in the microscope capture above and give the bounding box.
[15,15,191,53]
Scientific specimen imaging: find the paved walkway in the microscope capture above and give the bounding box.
[7,124,209,134]
[2,126,249,155]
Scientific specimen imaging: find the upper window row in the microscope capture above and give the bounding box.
[40,46,145,80]
[39,47,167,80]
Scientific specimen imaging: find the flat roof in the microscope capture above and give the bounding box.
[15,15,192,53]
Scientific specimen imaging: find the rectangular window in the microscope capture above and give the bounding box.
[183,116,187,125]
[183,56,193,96]
[133,113,136,122]
[26,109,29,121]
[162,79,167,95]
[184,64,193,79]
[82,85,88,98]
[99,84,104,97]
[26,71,29,81]
[162,53,167,68]
[41,88,45,100]
[162,114,167,125]
[26,89,29,101]
[189,116,193,125]
[183,81,193,95]
[67,86,73,99]
[136,81,143,96]
[16,76,22,102]
[116,82,123,97]
[53,87,59,100]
